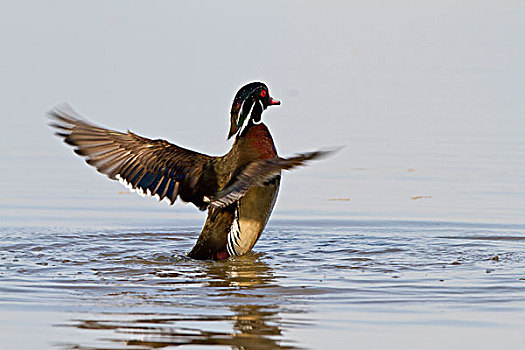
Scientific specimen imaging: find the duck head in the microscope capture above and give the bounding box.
[228,82,280,139]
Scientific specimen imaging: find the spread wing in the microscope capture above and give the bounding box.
[206,150,333,208]
[48,103,217,210]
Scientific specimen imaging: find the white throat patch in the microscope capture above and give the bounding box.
[237,100,263,136]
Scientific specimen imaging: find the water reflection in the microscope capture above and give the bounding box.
[4,222,525,349]
[64,252,302,349]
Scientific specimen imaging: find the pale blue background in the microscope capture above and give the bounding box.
[1,0,524,225]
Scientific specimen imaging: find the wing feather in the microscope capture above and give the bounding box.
[207,150,333,208]
[48,103,217,209]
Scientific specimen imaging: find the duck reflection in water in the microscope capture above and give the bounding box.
[65,252,302,349]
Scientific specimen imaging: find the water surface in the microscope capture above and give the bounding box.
[1,219,525,349]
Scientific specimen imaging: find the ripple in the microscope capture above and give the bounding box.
[2,220,525,348]
[438,235,525,241]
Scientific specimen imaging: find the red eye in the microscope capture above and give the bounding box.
[260,90,267,97]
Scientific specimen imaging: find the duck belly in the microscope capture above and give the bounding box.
[227,178,280,256]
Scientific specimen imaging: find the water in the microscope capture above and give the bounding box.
[1,219,525,349]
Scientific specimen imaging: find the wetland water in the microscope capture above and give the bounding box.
[1,218,525,349]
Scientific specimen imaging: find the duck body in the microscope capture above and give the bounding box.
[48,82,330,260]
[189,123,280,260]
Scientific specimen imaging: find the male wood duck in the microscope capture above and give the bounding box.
[48,82,330,260]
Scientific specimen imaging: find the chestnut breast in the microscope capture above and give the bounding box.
[231,123,280,255]
[240,123,278,160]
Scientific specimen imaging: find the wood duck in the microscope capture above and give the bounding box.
[48,82,331,260]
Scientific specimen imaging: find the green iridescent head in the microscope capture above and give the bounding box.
[228,82,280,139]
